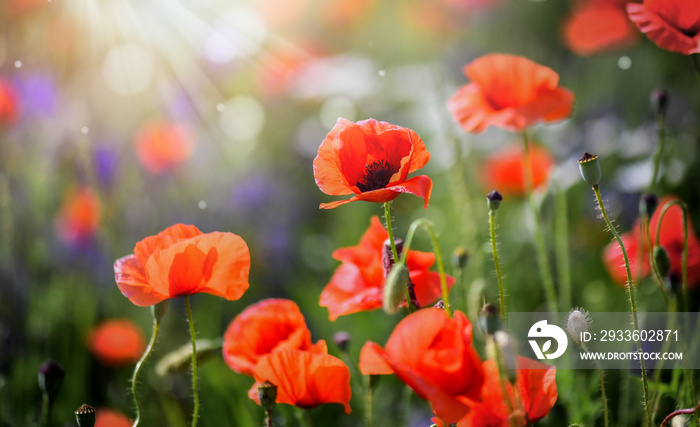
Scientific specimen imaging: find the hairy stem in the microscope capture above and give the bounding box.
[130,312,162,426]
[489,209,506,320]
[184,296,200,427]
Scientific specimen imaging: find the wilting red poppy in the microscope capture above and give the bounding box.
[134,119,194,174]
[603,196,700,289]
[222,299,327,376]
[114,224,251,306]
[248,349,352,413]
[313,118,432,209]
[627,0,700,55]
[448,54,574,133]
[563,1,639,56]
[55,186,102,245]
[0,78,21,126]
[88,319,146,366]
[480,143,554,196]
[359,308,484,423]
[319,216,455,320]
[95,408,132,427]
[432,357,557,426]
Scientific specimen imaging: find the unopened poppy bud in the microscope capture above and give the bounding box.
[156,338,222,376]
[650,89,669,117]
[382,238,404,277]
[383,262,409,314]
[639,193,658,218]
[451,245,470,270]
[151,300,168,322]
[38,359,65,399]
[566,308,591,345]
[478,303,502,336]
[486,190,503,211]
[74,404,96,427]
[653,246,672,278]
[333,331,351,352]
[258,380,278,411]
[578,152,602,186]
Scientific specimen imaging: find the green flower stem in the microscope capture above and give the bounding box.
[554,185,572,311]
[184,296,200,427]
[400,385,412,427]
[364,375,374,427]
[591,185,650,426]
[304,409,314,427]
[130,311,163,426]
[597,366,609,427]
[692,54,700,88]
[400,218,451,317]
[40,393,50,427]
[522,131,557,313]
[492,340,518,427]
[488,209,506,320]
[649,103,666,194]
[383,202,415,312]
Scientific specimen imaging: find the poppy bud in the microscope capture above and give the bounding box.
[74,404,96,427]
[650,89,669,117]
[333,331,351,352]
[639,193,658,218]
[155,338,222,376]
[478,303,502,336]
[38,359,65,399]
[486,190,503,211]
[383,263,409,314]
[451,245,470,270]
[258,380,278,411]
[382,238,404,277]
[578,152,602,186]
[653,246,671,278]
[566,308,591,345]
[151,300,168,322]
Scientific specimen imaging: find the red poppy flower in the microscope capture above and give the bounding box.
[248,349,352,413]
[88,319,146,366]
[432,357,557,426]
[114,224,251,306]
[222,299,327,376]
[359,308,484,423]
[602,196,700,289]
[319,216,456,320]
[448,54,574,133]
[480,143,553,196]
[55,186,102,245]
[627,0,700,55]
[134,119,194,174]
[562,2,639,56]
[313,118,432,209]
[0,78,20,126]
[95,408,132,427]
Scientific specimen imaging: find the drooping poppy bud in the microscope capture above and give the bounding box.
[578,152,602,186]
[38,359,65,400]
[487,190,503,211]
[383,263,410,314]
[74,404,96,427]
[451,245,470,270]
[653,245,672,278]
[639,193,658,218]
[478,302,502,336]
[650,89,669,117]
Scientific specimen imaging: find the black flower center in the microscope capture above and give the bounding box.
[356,160,399,192]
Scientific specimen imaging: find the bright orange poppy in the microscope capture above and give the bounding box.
[562,2,639,56]
[88,319,146,366]
[313,118,432,209]
[603,196,700,289]
[480,143,553,196]
[359,308,484,423]
[113,224,251,306]
[447,54,574,133]
[134,119,194,174]
[248,349,352,413]
[222,299,327,376]
[627,0,700,55]
[432,357,557,426]
[0,78,20,126]
[320,216,455,320]
[95,408,132,427]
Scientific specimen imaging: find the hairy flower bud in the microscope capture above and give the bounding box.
[650,89,669,117]
[383,263,409,314]
[382,238,404,277]
[653,246,672,278]
[451,245,470,270]
[639,193,658,218]
[486,190,503,211]
[478,303,502,336]
[567,308,591,345]
[38,359,65,399]
[578,152,602,186]
[74,404,96,427]
[333,331,351,352]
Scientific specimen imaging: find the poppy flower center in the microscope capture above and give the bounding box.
[356,160,399,192]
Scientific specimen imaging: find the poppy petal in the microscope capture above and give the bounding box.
[627,2,700,55]
[133,224,203,266]
[313,118,355,196]
[516,357,558,422]
[410,270,455,307]
[358,341,395,375]
[319,263,383,320]
[563,5,639,56]
[114,255,169,306]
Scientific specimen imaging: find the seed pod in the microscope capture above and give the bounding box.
[258,380,278,411]
[577,152,602,186]
[75,404,96,427]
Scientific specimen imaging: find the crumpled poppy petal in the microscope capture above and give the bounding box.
[563,4,639,56]
[516,357,558,422]
[319,175,432,209]
[134,224,203,266]
[359,341,395,375]
[410,270,455,307]
[627,2,700,55]
[313,118,355,196]
[319,263,383,320]
[114,255,169,306]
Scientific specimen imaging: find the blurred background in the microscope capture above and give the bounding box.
[1,0,699,425]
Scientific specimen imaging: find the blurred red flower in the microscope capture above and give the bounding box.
[55,186,102,245]
[448,54,574,133]
[89,319,146,366]
[562,1,639,56]
[248,349,352,413]
[603,197,700,288]
[627,0,700,55]
[313,118,432,209]
[320,216,455,320]
[222,299,327,376]
[432,357,557,426]
[95,408,132,427]
[134,119,194,174]
[359,308,484,423]
[114,224,251,306]
[0,78,21,126]
[480,143,554,196]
